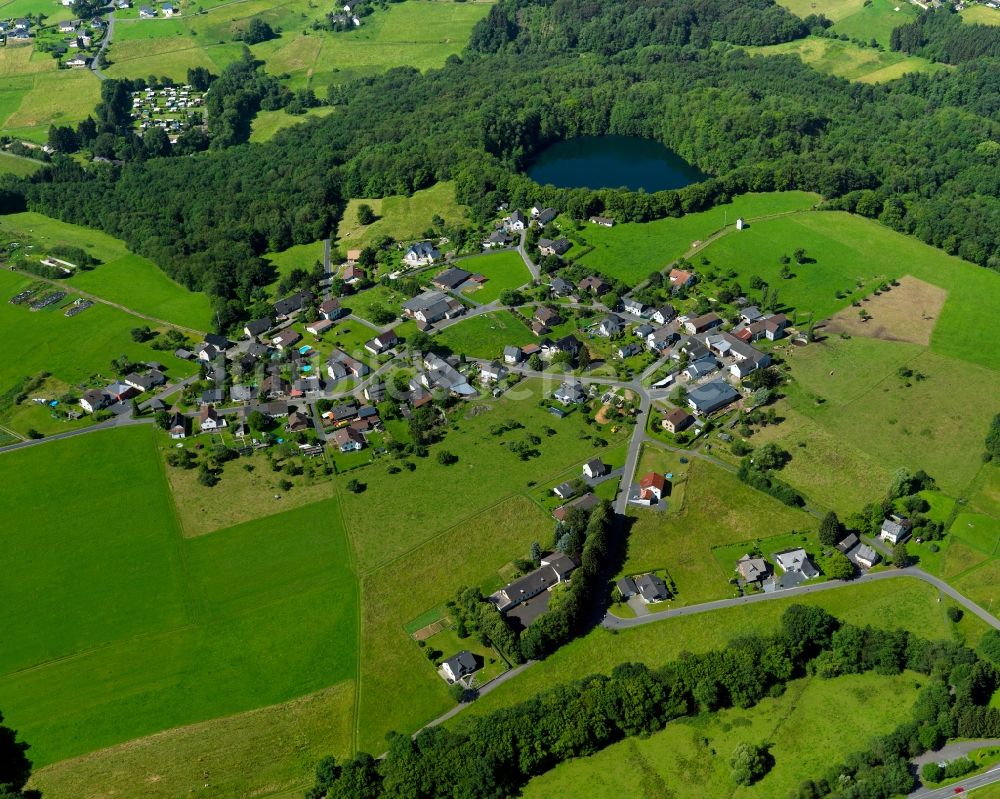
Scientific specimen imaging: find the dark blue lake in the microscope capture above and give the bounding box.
[526,135,707,192]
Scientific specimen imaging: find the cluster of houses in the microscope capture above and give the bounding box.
[402,241,441,268]
[617,573,669,604]
[139,2,177,18]
[78,364,167,414]
[327,0,364,28]
[130,85,204,136]
[735,547,820,593]
[0,17,32,42]
[53,15,107,67]
[483,206,565,253]
[401,290,466,330]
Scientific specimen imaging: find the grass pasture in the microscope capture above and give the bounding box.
[459,249,531,304]
[264,239,327,298]
[250,106,335,142]
[574,191,819,284]
[0,66,101,142]
[746,36,943,83]
[520,672,922,799]
[0,426,358,768]
[336,181,468,252]
[435,309,535,358]
[963,4,1000,25]
[0,212,213,330]
[0,150,42,177]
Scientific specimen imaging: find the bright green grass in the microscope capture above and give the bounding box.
[831,0,920,47]
[574,191,819,284]
[0,150,42,176]
[521,672,921,799]
[1,68,101,141]
[775,0,867,22]
[0,271,197,396]
[0,212,212,330]
[336,181,468,251]
[0,426,358,766]
[434,310,535,358]
[338,378,631,572]
[113,17,190,41]
[951,513,1000,556]
[264,239,326,299]
[459,250,532,304]
[623,456,816,605]
[746,36,943,83]
[784,336,1000,496]
[346,282,411,324]
[458,576,984,723]
[699,211,1000,370]
[963,4,1000,25]
[249,106,335,143]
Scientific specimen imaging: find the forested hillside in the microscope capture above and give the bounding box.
[11,0,1000,329]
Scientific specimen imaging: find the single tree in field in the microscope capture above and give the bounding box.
[892,541,910,568]
[357,204,376,226]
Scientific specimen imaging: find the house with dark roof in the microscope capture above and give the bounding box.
[685,312,724,335]
[199,404,225,432]
[736,554,769,585]
[880,516,911,544]
[552,492,600,522]
[503,345,523,365]
[80,389,109,413]
[553,481,577,500]
[333,426,365,452]
[271,328,302,351]
[403,241,440,266]
[583,458,606,479]
[589,215,614,227]
[616,576,638,599]
[273,291,312,318]
[635,573,669,603]
[493,554,577,612]
[661,407,693,434]
[432,267,472,290]
[319,298,345,321]
[243,317,273,338]
[597,314,624,338]
[622,297,647,317]
[687,380,739,415]
[441,651,478,683]
[553,380,587,406]
[651,305,677,325]
[364,329,398,355]
[327,348,369,381]
[579,275,611,295]
[550,277,574,297]
[534,207,558,225]
[537,238,570,257]
[774,548,819,581]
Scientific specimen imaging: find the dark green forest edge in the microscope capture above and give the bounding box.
[2,0,1000,330]
[307,605,1000,799]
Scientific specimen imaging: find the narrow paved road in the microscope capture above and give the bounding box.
[912,741,1000,768]
[90,11,115,80]
[137,374,200,411]
[602,567,1000,631]
[908,765,1000,798]
[0,414,151,455]
[517,229,539,282]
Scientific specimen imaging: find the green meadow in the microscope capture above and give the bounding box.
[250,106,335,143]
[0,426,358,768]
[962,4,1000,25]
[520,671,923,799]
[264,238,327,299]
[0,150,42,177]
[459,249,532,304]
[574,191,819,283]
[776,0,919,47]
[0,271,198,397]
[0,212,213,330]
[435,309,535,358]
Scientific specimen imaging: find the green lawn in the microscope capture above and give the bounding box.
[520,671,922,799]
[250,106,335,143]
[0,271,198,399]
[0,427,358,769]
[829,0,921,47]
[435,310,535,359]
[458,250,532,304]
[336,181,469,251]
[0,212,213,330]
[0,150,42,176]
[622,453,817,605]
[746,36,944,83]
[0,67,101,142]
[346,283,410,324]
[574,191,819,284]
[264,239,327,299]
[962,4,1000,25]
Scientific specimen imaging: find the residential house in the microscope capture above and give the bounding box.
[579,275,611,295]
[58,19,76,32]
[661,407,693,434]
[597,314,624,338]
[503,345,524,365]
[775,548,819,580]
[261,400,289,418]
[271,328,302,351]
[124,370,165,393]
[634,323,654,339]
[333,426,366,452]
[106,382,137,402]
[683,356,718,380]
[201,387,225,404]
[286,411,310,432]
[345,249,361,265]
[553,380,587,406]
[739,306,762,323]
[668,268,694,288]
[174,347,193,360]
[79,389,108,413]
[364,382,385,403]
[589,215,615,227]
[582,458,606,479]
[854,545,881,570]
[553,481,577,500]
[199,404,225,432]
[638,472,667,502]
[763,313,789,341]
[651,305,677,325]
[543,335,580,358]
[319,298,345,321]
[616,342,642,359]
[880,516,912,545]
[260,373,290,399]
[534,207,558,225]
[836,533,860,555]
[292,376,321,396]
[635,573,669,603]
[273,290,312,318]
[737,555,769,585]
[550,277,574,297]
[419,353,475,397]
[244,317,273,338]
[483,229,512,249]
[533,306,561,330]
[480,360,507,383]
[305,319,334,336]
[493,554,576,612]
[646,326,675,353]
[327,348,369,381]
[139,4,155,16]
[622,297,647,317]
[401,291,464,326]
[552,492,600,522]
[365,328,399,355]
[162,2,175,14]
[432,267,472,290]
[503,210,526,232]
[403,241,440,266]
[441,651,477,683]
[230,384,257,403]
[686,380,739,415]
[537,238,570,257]
[168,409,187,439]
[685,312,724,335]
[342,265,363,285]
[616,576,638,599]
[195,343,221,363]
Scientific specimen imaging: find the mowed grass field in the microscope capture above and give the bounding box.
[746,36,944,83]
[336,181,469,251]
[0,150,42,176]
[459,249,531,304]
[520,671,923,799]
[574,191,819,283]
[776,0,919,46]
[0,212,213,330]
[104,0,491,90]
[0,426,359,770]
[963,4,1000,25]
[250,106,335,143]
[0,271,197,396]
[435,309,535,357]
[622,452,817,604]
[264,239,326,299]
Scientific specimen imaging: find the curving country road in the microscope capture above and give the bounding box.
[90,11,115,80]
